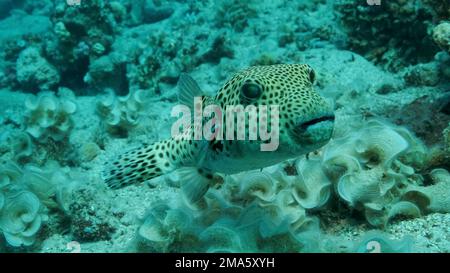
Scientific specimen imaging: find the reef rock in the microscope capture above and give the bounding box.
[433,22,450,54]
[16,47,60,91]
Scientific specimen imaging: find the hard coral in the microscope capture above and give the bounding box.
[45,0,125,93]
[84,53,128,95]
[200,35,235,64]
[432,22,450,54]
[16,47,60,91]
[423,0,450,20]
[403,62,440,86]
[130,0,174,25]
[335,0,439,71]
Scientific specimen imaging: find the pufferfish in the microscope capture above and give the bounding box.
[103,64,335,203]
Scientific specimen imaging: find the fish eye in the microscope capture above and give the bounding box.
[308,67,315,84]
[241,83,262,100]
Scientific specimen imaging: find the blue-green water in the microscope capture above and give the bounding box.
[0,0,449,253]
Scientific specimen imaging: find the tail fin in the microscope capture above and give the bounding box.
[102,140,177,189]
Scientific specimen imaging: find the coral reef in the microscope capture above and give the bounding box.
[433,22,450,54]
[45,0,122,92]
[16,47,60,91]
[382,93,450,146]
[335,0,439,71]
[129,0,174,25]
[214,0,258,32]
[199,35,235,65]
[83,53,128,95]
[81,18,234,95]
[403,62,440,86]
[0,0,238,96]
[0,13,51,41]
[423,0,450,20]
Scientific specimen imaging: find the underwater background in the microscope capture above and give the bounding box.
[0,0,449,253]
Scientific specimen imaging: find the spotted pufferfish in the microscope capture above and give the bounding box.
[103,64,335,203]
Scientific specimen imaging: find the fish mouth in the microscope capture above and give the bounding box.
[292,114,335,145]
[297,115,335,131]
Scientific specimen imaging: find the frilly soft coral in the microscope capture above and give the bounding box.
[322,119,430,226]
[96,89,148,137]
[24,91,76,143]
[0,190,46,247]
[0,162,78,248]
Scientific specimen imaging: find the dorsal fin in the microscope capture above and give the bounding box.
[177,73,203,109]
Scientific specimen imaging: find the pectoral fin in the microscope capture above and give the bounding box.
[178,167,214,204]
[177,73,204,109]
